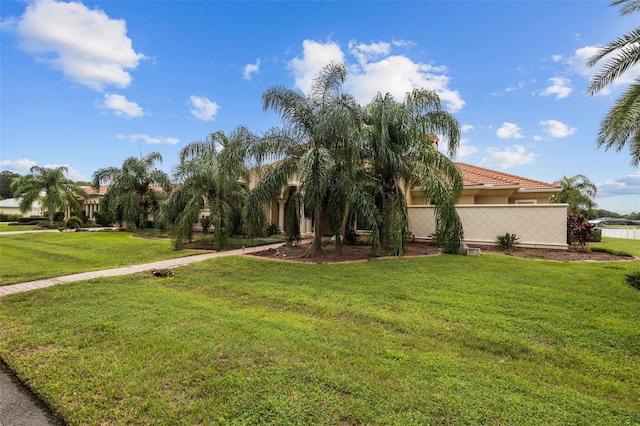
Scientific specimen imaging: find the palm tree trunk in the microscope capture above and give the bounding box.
[335,200,350,256]
[302,206,324,258]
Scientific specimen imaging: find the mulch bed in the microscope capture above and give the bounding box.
[246,241,636,264]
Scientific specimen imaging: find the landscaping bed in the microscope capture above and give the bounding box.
[247,241,635,263]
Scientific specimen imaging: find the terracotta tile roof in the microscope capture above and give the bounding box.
[80,185,109,195]
[455,163,560,190]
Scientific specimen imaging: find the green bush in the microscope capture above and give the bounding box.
[496,232,519,254]
[266,222,280,236]
[626,271,640,290]
[17,216,46,223]
[343,227,360,245]
[200,215,211,234]
[590,228,602,242]
[0,212,21,222]
[65,216,83,229]
[93,211,114,227]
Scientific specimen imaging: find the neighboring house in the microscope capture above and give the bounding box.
[0,198,42,217]
[68,186,106,221]
[588,217,640,227]
[256,162,568,250]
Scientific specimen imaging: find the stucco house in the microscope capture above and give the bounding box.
[0,197,42,217]
[72,163,568,249]
[255,162,568,250]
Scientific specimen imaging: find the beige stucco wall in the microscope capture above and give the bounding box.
[408,204,569,250]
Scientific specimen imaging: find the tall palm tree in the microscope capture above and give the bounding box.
[11,165,88,225]
[161,127,254,249]
[364,89,464,255]
[92,152,171,228]
[247,62,380,257]
[551,174,598,216]
[588,0,640,166]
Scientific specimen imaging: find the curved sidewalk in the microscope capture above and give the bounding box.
[0,242,285,297]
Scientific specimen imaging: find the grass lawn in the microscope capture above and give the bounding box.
[0,231,206,285]
[0,223,40,232]
[0,238,638,425]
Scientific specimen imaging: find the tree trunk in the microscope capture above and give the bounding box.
[335,200,350,256]
[302,207,324,258]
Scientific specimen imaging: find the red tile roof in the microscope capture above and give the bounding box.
[455,163,560,190]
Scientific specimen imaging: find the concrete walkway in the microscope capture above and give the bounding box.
[0,242,286,297]
[0,241,287,425]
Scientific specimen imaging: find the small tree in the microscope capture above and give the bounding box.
[11,166,87,225]
[551,174,597,217]
[567,213,594,252]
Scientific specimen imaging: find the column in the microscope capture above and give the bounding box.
[277,200,285,232]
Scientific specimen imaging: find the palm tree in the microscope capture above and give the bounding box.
[247,62,380,257]
[363,89,464,255]
[551,174,598,216]
[11,165,88,225]
[92,152,171,228]
[587,0,640,166]
[161,127,254,249]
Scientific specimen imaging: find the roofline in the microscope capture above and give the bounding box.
[517,188,562,193]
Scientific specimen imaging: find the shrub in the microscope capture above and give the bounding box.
[429,229,446,248]
[17,216,46,223]
[496,232,519,254]
[65,216,83,229]
[93,211,114,227]
[343,227,360,245]
[0,212,21,222]
[567,213,594,252]
[266,222,280,236]
[53,211,65,222]
[200,215,211,234]
[626,271,640,290]
[590,228,602,242]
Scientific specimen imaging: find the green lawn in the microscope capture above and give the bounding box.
[0,223,40,232]
[0,238,638,425]
[0,231,205,285]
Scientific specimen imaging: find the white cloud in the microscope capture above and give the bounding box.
[288,39,465,112]
[348,40,391,65]
[391,39,416,48]
[189,95,220,121]
[456,138,480,158]
[117,133,179,145]
[0,158,38,173]
[479,145,536,170]
[101,93,143,118]
[565,45,640,95]
[5,0,146,90]
[243,59,261,81]
[540,77,572,99]
[539,119,576,138]
[461,124,474,133]
[0,159,86,180]
[597,172,640,197]
[551,55,563,62]
[51,163,86,181]
[496,122,524,139]
[289,40,345,94]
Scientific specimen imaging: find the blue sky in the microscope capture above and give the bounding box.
[1,0,639,214]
